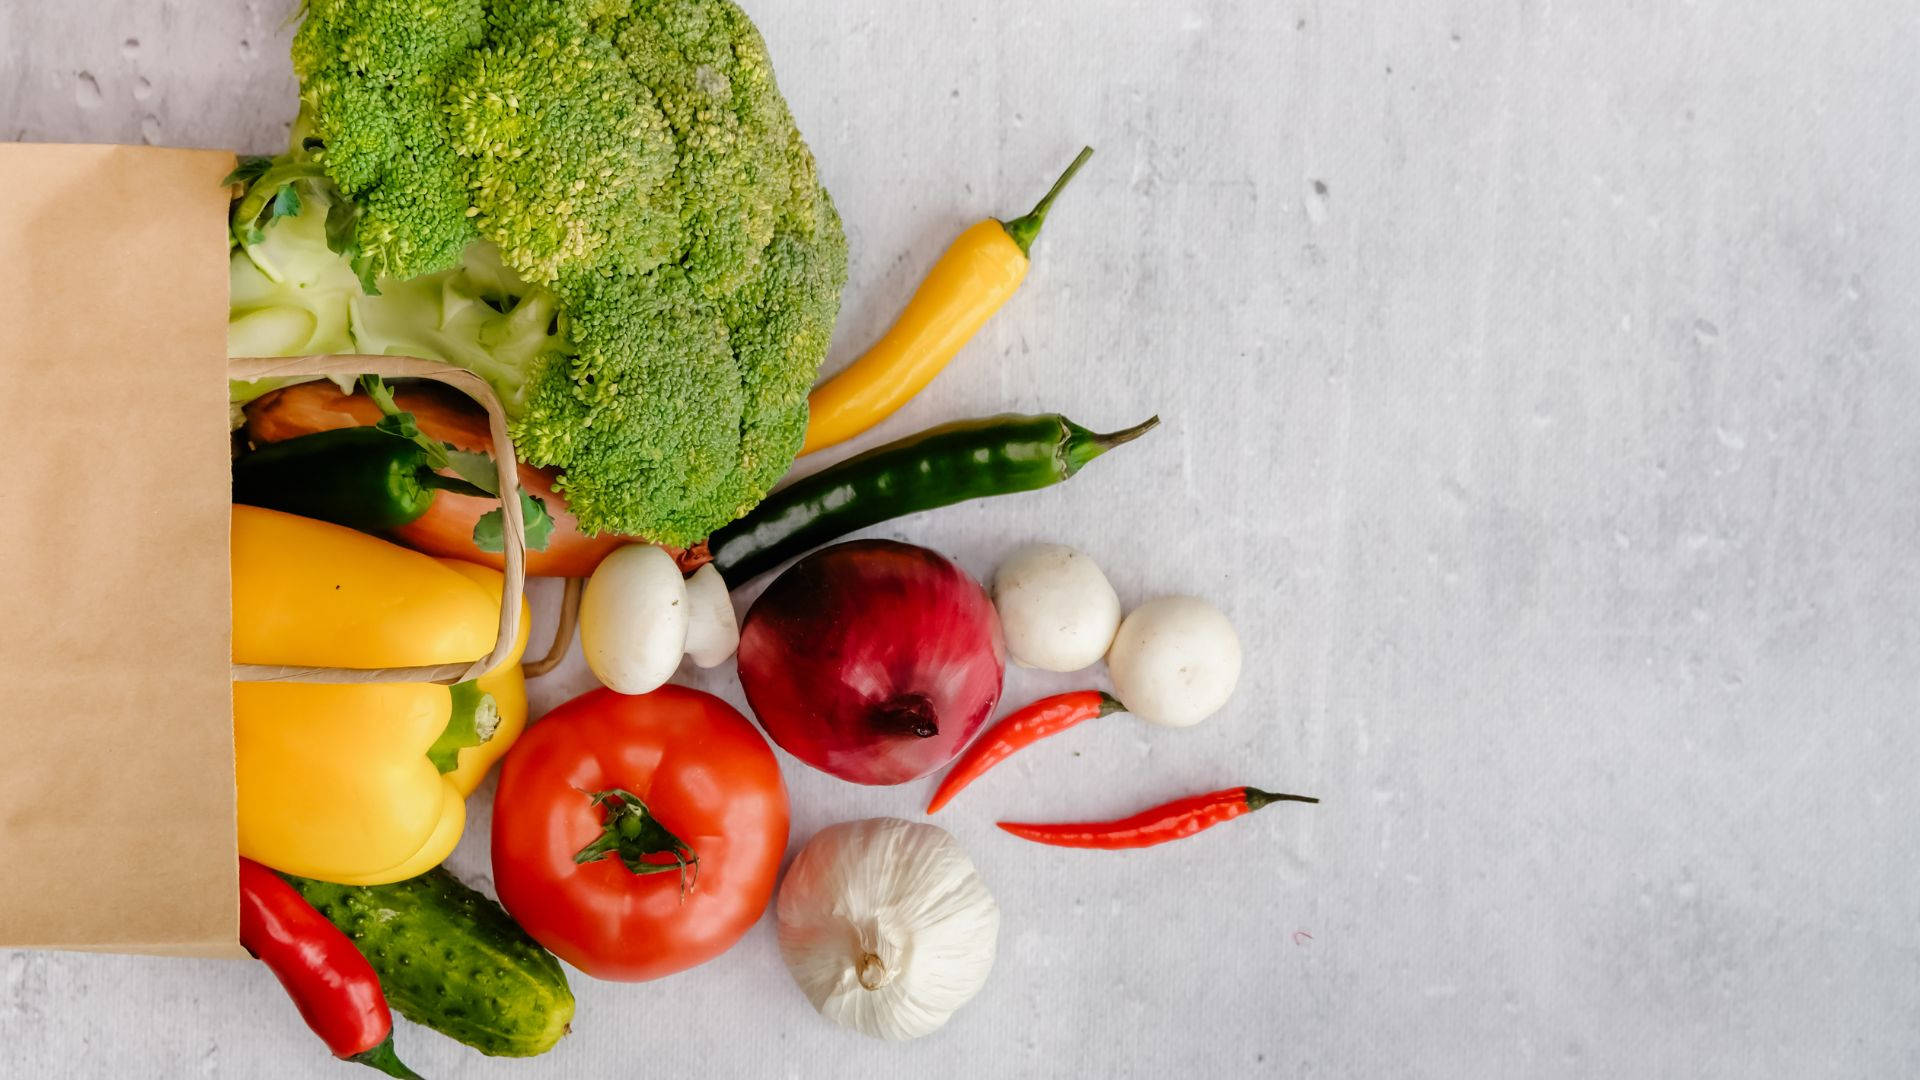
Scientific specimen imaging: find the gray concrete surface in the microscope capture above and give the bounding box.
[4,1,1918,1076]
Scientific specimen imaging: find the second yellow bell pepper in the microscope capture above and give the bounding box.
[231,506,528,885]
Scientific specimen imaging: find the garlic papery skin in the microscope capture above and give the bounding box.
[777,818,999,1040]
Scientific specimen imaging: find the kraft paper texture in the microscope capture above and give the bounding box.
[0,143,241,956]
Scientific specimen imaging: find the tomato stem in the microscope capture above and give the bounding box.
[575,788,700,898]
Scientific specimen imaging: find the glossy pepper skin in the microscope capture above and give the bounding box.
[238,858,420,1078]
[232,507,528,884]
[926,690,1123,814]
[708,411,1158,584]
[800,148,1094,455]
[998,786,1319,850]
[232,426,476,531]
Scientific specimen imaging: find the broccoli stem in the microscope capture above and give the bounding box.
[231,161,329,234]
[998,146,1094,257]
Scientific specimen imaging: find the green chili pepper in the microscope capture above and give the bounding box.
[233,427,490,531]
[707,412,1159,584]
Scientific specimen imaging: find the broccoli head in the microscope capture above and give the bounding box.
[232,0,847,545]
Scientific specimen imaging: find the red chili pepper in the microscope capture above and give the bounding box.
[926,690,1124,813]
[997,786,1318,850]
[237,858,421,1079]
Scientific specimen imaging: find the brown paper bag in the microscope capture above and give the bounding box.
[0,146,530,955]
[0,144,240,955]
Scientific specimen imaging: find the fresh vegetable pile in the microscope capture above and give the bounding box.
[229,0,848,547]
[203,1,1314,1072]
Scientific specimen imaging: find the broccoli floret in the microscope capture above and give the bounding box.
[290,0,485,283]
[233,0,848,545]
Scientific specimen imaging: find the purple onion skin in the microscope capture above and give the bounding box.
[738,540,1007,785]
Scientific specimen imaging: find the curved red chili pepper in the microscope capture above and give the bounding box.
[237,858,421,1079]
[927,690,1123,814]
[997,786,1318,849]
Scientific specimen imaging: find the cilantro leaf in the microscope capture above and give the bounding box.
[444,449,502,496]
[360,376,451,470]
[221,156,274,188]
[473,493,554,553]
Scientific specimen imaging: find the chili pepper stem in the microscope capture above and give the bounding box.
[1064,415,1160,474]
[999,146,1095,256]
[348,1036,424,1080]
[1093,416,1160,451]
[1246,788,1320,811]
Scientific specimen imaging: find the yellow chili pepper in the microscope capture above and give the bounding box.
[230,506,527,885]
[800,146,1094,455]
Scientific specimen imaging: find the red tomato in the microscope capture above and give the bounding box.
[491,685,788,981]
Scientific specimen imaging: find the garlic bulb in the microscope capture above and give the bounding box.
[777,818,999,1040]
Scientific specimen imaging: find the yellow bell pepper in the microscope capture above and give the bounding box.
[231,506,528,885]
[800,147,1093,455]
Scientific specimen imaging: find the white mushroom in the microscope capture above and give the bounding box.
[579,544,689,694]
[1105,596,1241,727]
[681,563,740,668]
[989,543,1121,672]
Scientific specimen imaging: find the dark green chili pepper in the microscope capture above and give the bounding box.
[708,412,1159,584]
[233,426,490,531]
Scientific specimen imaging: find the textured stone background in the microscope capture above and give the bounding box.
[4,1,1918,1076]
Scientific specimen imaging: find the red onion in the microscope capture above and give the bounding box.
[738,540,1006,785]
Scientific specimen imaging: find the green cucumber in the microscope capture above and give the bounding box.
[287,867,574,1057]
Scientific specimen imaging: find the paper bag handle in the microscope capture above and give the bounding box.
[227,354,526,686]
